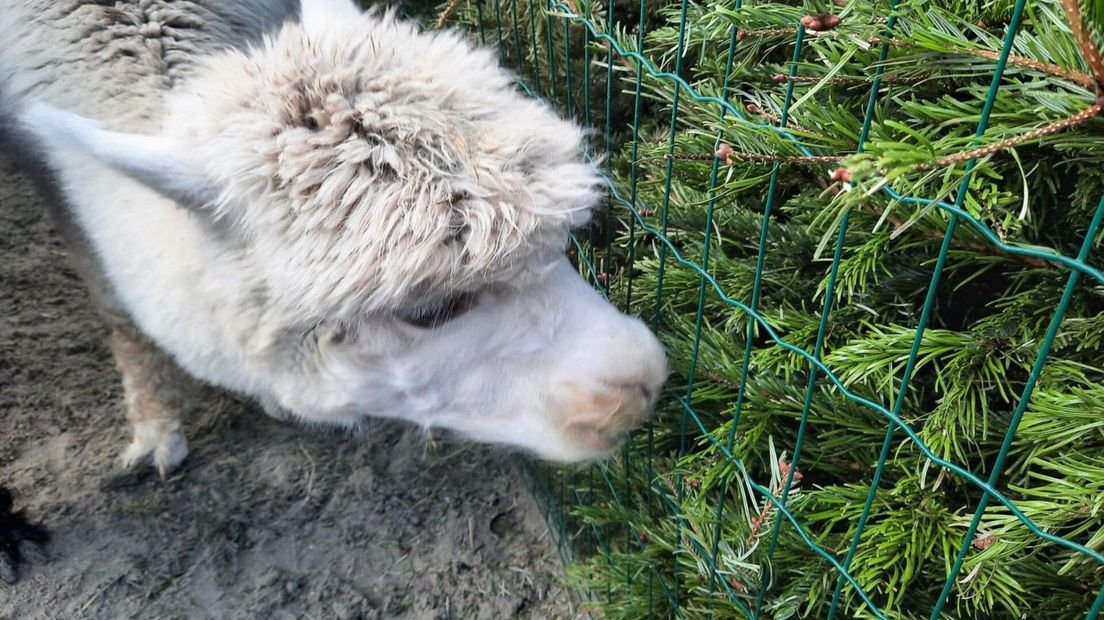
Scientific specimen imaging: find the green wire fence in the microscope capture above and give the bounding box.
[443,0,1104,617]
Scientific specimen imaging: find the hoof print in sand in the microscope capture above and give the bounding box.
[0,486,49,585]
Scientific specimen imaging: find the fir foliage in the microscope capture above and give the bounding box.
[442,0,1104,617]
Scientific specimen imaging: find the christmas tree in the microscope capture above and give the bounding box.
[441,0,1104,617]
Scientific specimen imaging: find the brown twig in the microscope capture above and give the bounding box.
[746,102,792,128]
[1061,0,1104,88]
[747,459,802,542]
[665,150,842,165]
[433,0,464,29]
[916,99,1104,171]
[869,36,1097,88]
[700,369,742,390]
[771,73,929,86]
[738,27,800,41]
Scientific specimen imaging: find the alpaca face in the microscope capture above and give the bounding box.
[269,257,668,461]
[20,0,668,461]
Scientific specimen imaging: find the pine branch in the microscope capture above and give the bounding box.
[746,102,829,140]
[663,100,1103,180]
[736,27,1097,87]
[664,148,842,165]
[914,99,1104,172]
[853,204,1052,268]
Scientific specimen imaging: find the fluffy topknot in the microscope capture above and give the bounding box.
[167,12,600,325]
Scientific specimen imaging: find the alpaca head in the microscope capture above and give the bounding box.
[23,0,667,461]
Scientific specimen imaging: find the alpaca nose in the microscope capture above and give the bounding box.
[560,380,663,454]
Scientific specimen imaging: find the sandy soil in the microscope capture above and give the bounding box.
[0,163,578,619]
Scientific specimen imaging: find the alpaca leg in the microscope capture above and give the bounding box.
[110,325,189,478]
[21,153,191,477]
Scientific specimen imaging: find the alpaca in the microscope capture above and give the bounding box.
[0,0,667,477]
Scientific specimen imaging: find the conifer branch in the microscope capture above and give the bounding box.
[669,95,1104,175]
[857,205,1052,268]
[771,73,929,85]
[916,99,1104,172]
[869,36,1098,87]
[737,27,1097,87]
[701,369,743,390]
[664,150,842,164]
[737,28,799,41]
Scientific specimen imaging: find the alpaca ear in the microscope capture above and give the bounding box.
[299,0,362,32]
[20,102,220,210]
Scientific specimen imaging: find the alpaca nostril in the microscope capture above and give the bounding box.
[611,382,656,403]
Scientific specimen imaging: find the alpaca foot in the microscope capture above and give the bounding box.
[119,418,188,479]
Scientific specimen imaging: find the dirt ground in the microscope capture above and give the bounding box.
[0,163,578,619]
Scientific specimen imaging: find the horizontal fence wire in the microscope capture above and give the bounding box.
[446,0,1104,617]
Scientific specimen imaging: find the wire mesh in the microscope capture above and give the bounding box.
[447,0,1104,617]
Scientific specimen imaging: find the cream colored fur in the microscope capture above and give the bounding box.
[0,0,667,474]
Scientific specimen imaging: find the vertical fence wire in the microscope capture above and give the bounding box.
[527,0,542,90]
[544,0,557,104]
[602,4,615,295]
[624,6,654,611]
[509,0,524,76]
[492,0,506,58]
[1089,585,1104,620]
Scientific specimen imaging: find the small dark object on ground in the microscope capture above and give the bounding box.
[0,486,50,585]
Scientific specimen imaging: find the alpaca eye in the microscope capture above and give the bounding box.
[401,292,476,328]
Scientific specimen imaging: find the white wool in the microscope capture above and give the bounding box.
[0,0,667,464]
